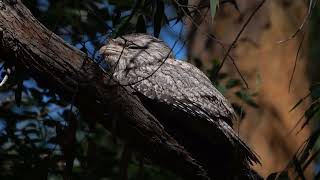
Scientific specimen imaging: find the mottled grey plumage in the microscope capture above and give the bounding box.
[100,34,260,180]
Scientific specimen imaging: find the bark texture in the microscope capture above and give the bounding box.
[0,1,209,179]
[187,0,312,178]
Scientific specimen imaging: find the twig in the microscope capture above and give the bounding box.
[289,32,305,92]
[214,0,267,86]
[177,4,249,87]
[121,37,179,87]
[278,0,317,44]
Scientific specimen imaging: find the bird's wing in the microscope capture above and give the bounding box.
[113,58,259,165]
[115,58,236,125]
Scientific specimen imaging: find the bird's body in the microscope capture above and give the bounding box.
[100,34,261,180]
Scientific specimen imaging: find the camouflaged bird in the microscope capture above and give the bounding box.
[100,34,261,180]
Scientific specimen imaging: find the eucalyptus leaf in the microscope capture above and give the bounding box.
[235,89,259,108]
[210,0,218,20]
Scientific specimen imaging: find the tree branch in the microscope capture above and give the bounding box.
[0,0,209,179]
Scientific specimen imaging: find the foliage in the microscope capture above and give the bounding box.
[0,83,180,179]
[209,0,218,20]
[265,3,320,179]
[204,58,259,120]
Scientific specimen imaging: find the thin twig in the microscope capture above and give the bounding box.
[121,36,179,87]
[227,55,249,88]
[278,0,317,44]
[214,0,266,86]
[107,41,126,84]
[177,3,249,87]
[289,32,305,92]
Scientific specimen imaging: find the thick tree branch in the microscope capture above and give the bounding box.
[0,0,208,179]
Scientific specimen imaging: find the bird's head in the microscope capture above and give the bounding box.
[100,34,173,71]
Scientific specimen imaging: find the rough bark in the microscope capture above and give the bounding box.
[0,0,209,179]
[186,0,312,178]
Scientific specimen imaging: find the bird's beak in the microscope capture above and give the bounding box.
[100,45,121,56]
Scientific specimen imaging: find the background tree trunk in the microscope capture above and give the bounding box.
[187,0,312,178]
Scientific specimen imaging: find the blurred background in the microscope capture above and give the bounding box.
[0,0,318,179]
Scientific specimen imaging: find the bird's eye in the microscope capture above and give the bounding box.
[127,45,149,49]
[116,41,124,46]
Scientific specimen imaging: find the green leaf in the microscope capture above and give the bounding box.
[216,84,227,95]
[301,103,320,129]
[235,89,259,108]
[210,0,218,19]
[225,79,241,89]
[207,58,221,81]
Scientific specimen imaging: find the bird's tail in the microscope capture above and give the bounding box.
[216,120,261,166]
[202,119,262,180]
[159,114,262,179]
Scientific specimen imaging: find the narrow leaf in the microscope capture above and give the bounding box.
[290,98,304,112]
[226,79,241,89]
[210,0,218,20]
